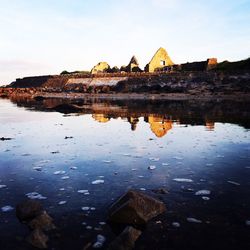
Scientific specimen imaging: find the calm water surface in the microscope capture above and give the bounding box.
[0,97,250,250]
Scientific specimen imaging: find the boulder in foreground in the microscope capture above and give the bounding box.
[108,190,166,225]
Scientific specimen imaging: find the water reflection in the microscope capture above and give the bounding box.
[0,97,250,250]
[6,96,250,138]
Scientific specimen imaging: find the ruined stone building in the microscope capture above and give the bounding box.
[91,62,110,74]
[145,47,174,72]
[126,56,142,72]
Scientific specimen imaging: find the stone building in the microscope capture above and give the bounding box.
[126,56,142,72]
[145,47,174,72]
[91,62,110,74]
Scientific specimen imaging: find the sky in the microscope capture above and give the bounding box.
[0,0,250,85]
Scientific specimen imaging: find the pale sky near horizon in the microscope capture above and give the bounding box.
[0,0,250,85]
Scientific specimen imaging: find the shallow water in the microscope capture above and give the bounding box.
[0,97,250,250]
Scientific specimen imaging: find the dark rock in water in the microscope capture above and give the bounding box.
[16,200,43,223]
[28,211,56,231]
[152,188,169,194]
[26,229,48,249]
[108,226,142,250]
[0,137,12,141]
[108,190,166,225]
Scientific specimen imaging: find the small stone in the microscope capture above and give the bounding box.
[202,196,210,201]
[58,201,67,205]
[81,207,90,211]
[1,205,14,212]
[173,178,193,183]
[92,180,104,185]
[195,190,211,196]
[93,234,106,248]
[148,165,156,170]
[187,217,202,223]
[172,222,181,228]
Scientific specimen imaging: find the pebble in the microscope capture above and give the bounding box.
[172,222,181,228]
[187,217,202,223]
[92,180,104,185]
[81,207,90,211]
[54,170,66,175]
[227,181,240,186]
[202,196,210,201]
[0,185,7,189]
[1,205,14,212]
[61,176,70,180]
[148,165,156,170]
[93,234,106,249]
[195,190,211,196]
[26,192,47,200]
[58,201,67,205]
[173,178,193,183]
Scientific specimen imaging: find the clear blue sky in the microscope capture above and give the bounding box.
[0,0,250,85]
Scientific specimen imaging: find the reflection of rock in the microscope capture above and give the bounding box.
[147,115,172,138]
[16,200,43,223]
[205,121,215,130]
[108,226,142,250]
[108,190,166,226]
[92,114,110,123]
[127,117,139,131]
[26,229,48,249]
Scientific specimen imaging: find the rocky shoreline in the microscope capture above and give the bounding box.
[1,71,249,101]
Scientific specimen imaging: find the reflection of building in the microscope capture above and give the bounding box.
[205,121,215,131]
[127,117,139,131]
[92,114,110,123]
[145,115,173,137]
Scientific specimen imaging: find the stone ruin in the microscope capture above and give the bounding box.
[90,47,217,74]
